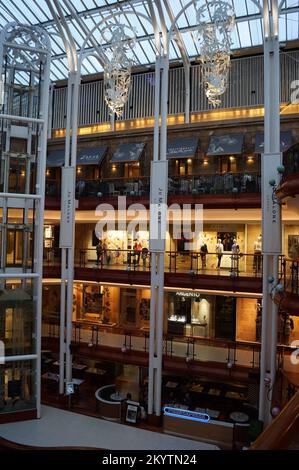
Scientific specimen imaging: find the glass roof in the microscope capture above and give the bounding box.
[0,0,299,82]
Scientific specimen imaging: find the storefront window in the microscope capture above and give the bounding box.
[166,292,212,337]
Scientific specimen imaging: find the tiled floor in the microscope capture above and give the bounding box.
[0,405,219,450]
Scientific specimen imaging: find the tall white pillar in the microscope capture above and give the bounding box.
[148,55,169,418]
[259,0,282,426]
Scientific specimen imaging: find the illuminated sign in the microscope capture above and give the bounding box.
[175,291,200,298]
[163,406,210,423]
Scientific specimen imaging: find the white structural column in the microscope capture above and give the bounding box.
[259,0,282,426]
[46,0,78,393]
[148,52,169,417]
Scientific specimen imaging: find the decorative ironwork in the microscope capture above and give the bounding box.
[2,22,49,69]
[196,1,235,107]
[101,23,136,117]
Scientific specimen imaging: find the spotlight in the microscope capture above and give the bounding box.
[269,179,276,187]
[121,346,127,353]
[227,361,233,369]
[185,356,192,363]
[268,276,274,284]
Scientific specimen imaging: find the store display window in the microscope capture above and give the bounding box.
[166,292,212,337]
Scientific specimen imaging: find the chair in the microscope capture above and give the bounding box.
[108,183,120,196]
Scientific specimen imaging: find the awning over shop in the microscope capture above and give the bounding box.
[167,137,199,159]
[206,134,244,156]
[77,146,107,165]
[46,149,65,168]
[111,142,145,163]
[255,131,293,153]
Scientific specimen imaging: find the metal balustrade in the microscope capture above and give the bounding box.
[280,258,299,295]
[52,51,299,130]
[43,319,262,370]
[168,172,261,195]
[43,247,263,278]
[45,172,261,199]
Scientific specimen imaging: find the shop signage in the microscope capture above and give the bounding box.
[262,153,282,254]
[163,406,210,423]
[60,166,75,248]
[175,291,200,298]
[150,160,168,252]
[44,226,53,239]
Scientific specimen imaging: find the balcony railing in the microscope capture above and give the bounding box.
[168,173,261,195]
[45,172,261,199]
[43,319,262,370]
[44,247,264,278]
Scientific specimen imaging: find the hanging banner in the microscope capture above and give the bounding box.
[262,153,282,254]
[59,166,76,248]
[149,160,168,252]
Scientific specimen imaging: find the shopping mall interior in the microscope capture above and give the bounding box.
[0,0,299,452]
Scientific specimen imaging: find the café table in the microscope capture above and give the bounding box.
[110,392,126,402]
[229,411,249,423]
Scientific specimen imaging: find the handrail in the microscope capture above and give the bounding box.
[251,391,299,450]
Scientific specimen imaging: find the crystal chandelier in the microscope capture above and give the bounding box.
[196,1,235,107]
[102,23,136,118]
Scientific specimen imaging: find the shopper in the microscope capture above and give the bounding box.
[96,240,103,266]
[134,240,142,266]
[141,246,149,270]
[215,239,224,269]
[200,242,208,269]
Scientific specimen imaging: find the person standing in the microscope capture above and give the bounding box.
[134,240,142,266]
[215,239,224,269]
[200,242,208,269]
[253,234,262,272]
[96,239,103,266]
[141,246,149,270]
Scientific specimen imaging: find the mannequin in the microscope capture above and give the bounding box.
[254,234,262,272]
[231,238,240,273]
[215,239,224,269]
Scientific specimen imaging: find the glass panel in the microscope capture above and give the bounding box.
[0,360,35,413]
[0,280,35,356]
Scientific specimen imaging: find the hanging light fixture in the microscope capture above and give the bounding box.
[102,23,136,118]
[196,0,235,107]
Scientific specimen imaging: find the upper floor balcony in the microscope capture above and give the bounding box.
[43,247,263,294]
[45,171,261,210]
[50,51,299,139]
